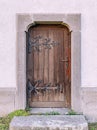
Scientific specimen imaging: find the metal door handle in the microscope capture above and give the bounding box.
[60,60,69,62]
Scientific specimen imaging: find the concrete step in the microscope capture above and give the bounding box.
[10,115,88,130]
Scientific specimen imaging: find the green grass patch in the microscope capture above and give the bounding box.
[67,109,77,115]
[45,111,60,115]
[0,109,30,130]
[89,123,97,130]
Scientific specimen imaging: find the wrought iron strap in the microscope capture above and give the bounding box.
[28,35,59,53]
[42,83,51,91]
[27,80,43,97]
[27,80,63,97]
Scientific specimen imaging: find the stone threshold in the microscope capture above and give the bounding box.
[30,108,70,115]
[10,115,88,130]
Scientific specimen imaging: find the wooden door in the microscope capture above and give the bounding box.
[27,24,71,108]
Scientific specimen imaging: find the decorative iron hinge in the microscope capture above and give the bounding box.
[27,80,43,97]
[27,80,63,97]
[28,35,59,53]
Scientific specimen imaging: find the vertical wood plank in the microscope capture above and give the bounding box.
[28,25,71,107]
[48,30,54,85]
[44,49,49,84]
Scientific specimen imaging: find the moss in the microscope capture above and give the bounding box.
[45,111,60,115]
[0,109,30,130]
[67,109,77,115]
[89,123,97,130]
[7,109,29,119]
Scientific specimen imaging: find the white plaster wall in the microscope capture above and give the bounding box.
[0,0,97,88]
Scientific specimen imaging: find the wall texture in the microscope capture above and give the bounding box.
[0,0,97,88]
[0,0,97,120]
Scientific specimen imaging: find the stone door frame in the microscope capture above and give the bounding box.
[16,14,81,112]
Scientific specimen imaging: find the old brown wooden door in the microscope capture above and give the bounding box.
[27,24,71,108]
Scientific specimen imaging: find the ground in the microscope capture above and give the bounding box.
[88,123,97,130]
[0,109,96,130]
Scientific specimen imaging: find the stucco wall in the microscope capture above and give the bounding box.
[0,0,97,88]
[0,0,97,120]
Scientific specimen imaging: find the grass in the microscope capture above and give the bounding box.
[67,109,77,115]
[89,123,97,130]
[0,109,30,130]
[0,108,97,130]
[45,111,60,115]
[0,110,60,129]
